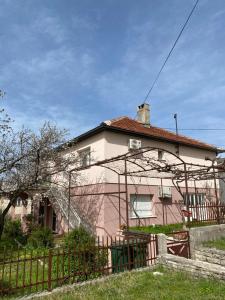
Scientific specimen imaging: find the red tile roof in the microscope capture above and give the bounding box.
[103,116,218,152]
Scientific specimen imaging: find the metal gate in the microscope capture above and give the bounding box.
[167,231,190,258]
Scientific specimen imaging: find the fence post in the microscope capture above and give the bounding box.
[157,234,167,256]
[48,249,52,291]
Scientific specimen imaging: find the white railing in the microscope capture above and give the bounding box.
[47,186,93,233]
[48,186,81,229]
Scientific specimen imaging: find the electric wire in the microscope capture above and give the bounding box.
[164,128,225,131]
[143,0,200,103]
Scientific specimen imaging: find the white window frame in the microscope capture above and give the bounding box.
[130,194,153,218]
[78,147,91,167]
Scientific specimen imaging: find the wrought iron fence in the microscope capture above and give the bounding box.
[188,203,225,224]
[0,234,158,297]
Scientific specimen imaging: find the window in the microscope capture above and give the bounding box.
[15,197,22,207]
[130,194,153,218]
[78,147,91,167]
[184,193,205,206]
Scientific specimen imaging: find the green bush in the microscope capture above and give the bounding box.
[0,218,26,248]
[64,227,95,248]
[0,279,14,296]
[23,213,36,234]
[27,226,54,248]
[52,227,108,283]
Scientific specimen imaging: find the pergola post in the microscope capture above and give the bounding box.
[118,174,121,228]
[68,171,72,233]
[124,157,129,231]
[213,166,220,224]
[184,163,190,225]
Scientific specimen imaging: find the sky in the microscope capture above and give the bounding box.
[1,0,225,149]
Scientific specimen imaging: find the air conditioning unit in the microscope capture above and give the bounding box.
[128,139,142,150]
[158,186,172,199]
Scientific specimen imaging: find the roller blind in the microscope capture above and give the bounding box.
[130,194,153,218]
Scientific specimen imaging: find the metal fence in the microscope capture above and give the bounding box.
[0,234,158,297]
[188,203,225,224]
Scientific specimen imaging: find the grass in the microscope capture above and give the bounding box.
[35,267,225,300]
[131,221,218,235]
[131,223,183,234]
[203,237,225,251]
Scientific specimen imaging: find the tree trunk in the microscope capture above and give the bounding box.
[0,196,16,240]
[0,213,5,240]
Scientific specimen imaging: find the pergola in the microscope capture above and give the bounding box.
[68,147,225,230]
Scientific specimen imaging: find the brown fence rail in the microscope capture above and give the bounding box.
[0,234,157,297]
[189,203,225,224]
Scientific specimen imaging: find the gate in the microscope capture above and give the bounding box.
[167,231,190,258]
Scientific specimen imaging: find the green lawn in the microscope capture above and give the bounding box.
[39,267,225,300]
[131,223,183,234]
[131,221,218,235]
[203,237,225,251]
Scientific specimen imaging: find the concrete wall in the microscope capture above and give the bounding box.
[160,254,225,280]
[195,247,225,267]
[189,224,225,256]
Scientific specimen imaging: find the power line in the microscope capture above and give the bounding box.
[143,0,200,103]
[164,128,225,131]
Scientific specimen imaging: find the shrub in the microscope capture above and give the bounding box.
[0,280,14,296]
[0,218,26,248]
[64,227,95,248]
[23,213,36,234]
[27,226,54,248]
[52,227,108,282]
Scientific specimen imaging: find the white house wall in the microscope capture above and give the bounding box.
[62,132,107,185]
[103,131,217,189]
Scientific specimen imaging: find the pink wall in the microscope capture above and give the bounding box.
[67,182,219,237]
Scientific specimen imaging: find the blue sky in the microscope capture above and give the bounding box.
[1,0,225,149]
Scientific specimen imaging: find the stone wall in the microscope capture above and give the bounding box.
[194,247,225,266]
[160,254,225,280]
[189,224,225,257]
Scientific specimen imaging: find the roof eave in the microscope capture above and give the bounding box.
[105,125,218,153]
[58,123,106,150]
[58,122,219,153]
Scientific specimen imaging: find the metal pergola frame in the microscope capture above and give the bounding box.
[67,146,225,231]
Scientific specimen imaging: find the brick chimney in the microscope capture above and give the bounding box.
[137,103,150,127]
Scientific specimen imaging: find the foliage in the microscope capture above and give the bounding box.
[0,116,80,239]
[23,214,36,234]
[0,218,26,248]
[132,221,219,235]
[27,226,54,248]
[52,227,107,282]
[131,223,183,234]
[0,279,14,296]
[64,227,95,248]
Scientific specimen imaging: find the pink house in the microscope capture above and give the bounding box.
[36,104,222,237]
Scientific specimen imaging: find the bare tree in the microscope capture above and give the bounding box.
[0,122,79,239]
[0,90,11,135]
